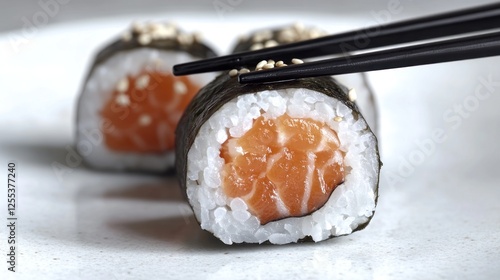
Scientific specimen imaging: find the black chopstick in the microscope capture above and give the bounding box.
[173,2,500,75]
[238,31,500,84]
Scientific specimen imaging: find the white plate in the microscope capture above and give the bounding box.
[1,2,500,279]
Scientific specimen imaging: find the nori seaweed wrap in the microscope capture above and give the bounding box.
[76,22,217,172]
[176,70,380,244]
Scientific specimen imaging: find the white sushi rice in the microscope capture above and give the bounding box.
[77,48,215,172]
[186,88,380,244]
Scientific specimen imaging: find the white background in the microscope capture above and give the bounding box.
[1,0,499,279]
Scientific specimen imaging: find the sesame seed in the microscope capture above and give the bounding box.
[293,22,305,32]
[278,28,296,43]
[135,75,150,90]
[262,63,275,69]
[309,28,326,39]
[116,78,129,92]
[291,58,304,64]
[192,31,203,42]
[150,23,164,31]
[239,68,250,74]
[334,116,343,122]
[166,24,177,33]
[348,88,357,102]
[264,40,279,48]
[132,21,145,33]
[177,33,193,45]
[174,80,187,95]
[255,60,267,70]
[138,34,152,45]
[250,43,264,51]
[267,59,275,65]
[152,26,176,39]
[115,93,130,106]
[229,69,238,77]
[275,61,285,67]
[138,114,152,126]
[252,30,273,43]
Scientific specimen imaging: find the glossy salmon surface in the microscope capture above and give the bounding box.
[220,115,345,224]
[100,71,199,153]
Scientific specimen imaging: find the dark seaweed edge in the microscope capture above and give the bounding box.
[175,72,382,244]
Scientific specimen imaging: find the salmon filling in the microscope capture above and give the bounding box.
[100,70,199,153]
[220,114,345,224]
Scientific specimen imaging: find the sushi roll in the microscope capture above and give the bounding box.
[76,22,216,172]
[233,23,379,133]
[176,68,381,244]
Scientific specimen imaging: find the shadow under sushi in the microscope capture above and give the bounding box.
[101,178,183,202]
[1,142,69,168]
[107,214,334,251]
